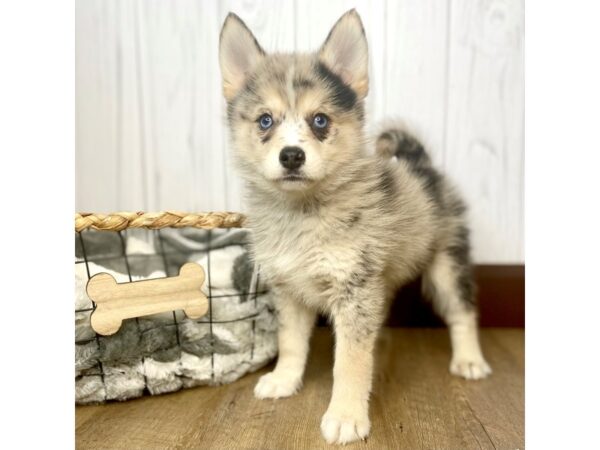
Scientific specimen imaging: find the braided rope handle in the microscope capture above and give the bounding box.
[75,211,246,232]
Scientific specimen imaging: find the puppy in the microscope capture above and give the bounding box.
[219,9,491,445]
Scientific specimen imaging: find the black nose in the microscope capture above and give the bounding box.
[279,146,306,170]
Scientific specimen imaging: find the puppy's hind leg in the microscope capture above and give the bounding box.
[424,249,492,380]
[254,294,316,399]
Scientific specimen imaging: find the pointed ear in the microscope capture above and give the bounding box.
[319,9,369,99]
[219,13,265,101]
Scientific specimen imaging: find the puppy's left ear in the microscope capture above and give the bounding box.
[319,9,369,99]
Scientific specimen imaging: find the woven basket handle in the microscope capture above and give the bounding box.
[75,211,246,232]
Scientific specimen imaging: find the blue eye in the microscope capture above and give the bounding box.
[259,114,273,130]
[313,114,328,129]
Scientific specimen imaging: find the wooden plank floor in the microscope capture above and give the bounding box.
[76,328,524,449]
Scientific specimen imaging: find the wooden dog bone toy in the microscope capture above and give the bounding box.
[87,262,209,336]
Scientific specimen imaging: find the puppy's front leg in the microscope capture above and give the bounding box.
[254,295,316,399]
[321,285,385,444]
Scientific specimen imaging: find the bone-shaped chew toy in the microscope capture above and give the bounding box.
[87,262,209,336]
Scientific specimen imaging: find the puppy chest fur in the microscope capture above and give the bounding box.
[247,157,442,315]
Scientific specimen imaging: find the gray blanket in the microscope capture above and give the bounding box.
[75,227,277,404]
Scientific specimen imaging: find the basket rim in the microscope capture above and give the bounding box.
[75,211,246,232]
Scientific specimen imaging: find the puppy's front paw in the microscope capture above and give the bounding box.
[320,411,371,445]
[450,356,492,380]
[254,371,301,399]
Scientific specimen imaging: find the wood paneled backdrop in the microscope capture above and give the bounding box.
[76,0,524,264]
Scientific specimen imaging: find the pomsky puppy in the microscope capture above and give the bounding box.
[219,9,491,445]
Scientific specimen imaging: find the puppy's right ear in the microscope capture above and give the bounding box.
[219,13,265,101]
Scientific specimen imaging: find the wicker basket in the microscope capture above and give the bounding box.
[75,212,277,404]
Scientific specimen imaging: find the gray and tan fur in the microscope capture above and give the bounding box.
[219,9,491,445]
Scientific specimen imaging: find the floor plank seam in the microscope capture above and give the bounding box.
[465,396,497,450]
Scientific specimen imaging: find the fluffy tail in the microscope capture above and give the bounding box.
[375,125,431,168]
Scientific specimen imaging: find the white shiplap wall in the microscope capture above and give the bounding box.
[75,0,524,263]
